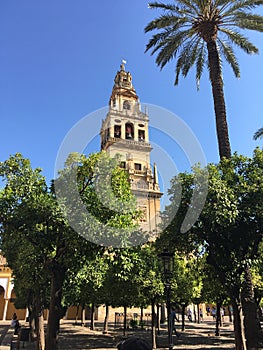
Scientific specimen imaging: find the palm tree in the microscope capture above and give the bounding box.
[145,0,263,160]
[253,126,263,139]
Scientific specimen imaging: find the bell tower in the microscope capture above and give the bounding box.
[100,62,162,237]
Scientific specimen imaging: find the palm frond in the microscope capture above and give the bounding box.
[174,36,201,85]
[196,41,206,89]
[220,28,259,54]
[144,14,184,32]
[253,127,263,140]
[218,39,240,77]
[214,0,237,17]
[145,30,173,52]
[148,2,179,11]
[155,30,191,69]
[215,0,233,6]
[175,0,200,15]
[222,0,263,18]
[182,36,202,77]
[233,12,263,32]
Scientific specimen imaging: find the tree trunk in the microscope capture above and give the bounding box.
[90,303,95,330]
[241,265,262,349]
[193,304,197,323]
[103,304,109,334]
[75,305,80,324]
[140,306,144,329]
[160,303,165,324]
[181,304,186,331]
[27,299,36,341]
[232,298,247,350]
[123,305,127,336]
[215,301,222,336]
[35,312,45,350]
[45,263,66,350]
[156,304,160,334]
[151,300,156,349]
[228,305,232,323]
[197,303,200,324]
[81,305,85,326]
[32,294,45,350]
[207,39,231,159]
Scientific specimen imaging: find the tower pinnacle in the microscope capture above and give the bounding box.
[120,59,127,71]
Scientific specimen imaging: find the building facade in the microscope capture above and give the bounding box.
[0,256,26,321]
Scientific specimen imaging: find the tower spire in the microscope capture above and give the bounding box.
[109,61,138,109]
[121,59,127,71]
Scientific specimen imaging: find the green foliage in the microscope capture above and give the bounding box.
[161,149,263,298]
[0,151,151,328]
[55,151,142,247]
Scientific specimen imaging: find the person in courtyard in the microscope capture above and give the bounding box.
[11,312,20,335]
[206,306,211,316]
[211,307,217,320]
[220,308,225,322]
[171,307,180,338]
[199,308,203,322]
[117,336,152,350]
[187,308,192,321]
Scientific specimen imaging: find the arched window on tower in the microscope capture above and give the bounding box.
[125,123,134,139]
[138,129,145,141]
[114,125,121,138]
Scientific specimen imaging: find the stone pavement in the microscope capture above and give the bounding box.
[0,319,236,349]
[57,319,236,350]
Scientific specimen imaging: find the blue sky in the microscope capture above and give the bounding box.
[1,0,262,191]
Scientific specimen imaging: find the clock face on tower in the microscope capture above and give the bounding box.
[123,100,130,110]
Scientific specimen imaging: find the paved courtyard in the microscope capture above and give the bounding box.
[57,319,236,350]
[0,319,237,349]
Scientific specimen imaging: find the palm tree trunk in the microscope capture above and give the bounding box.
[207,40,231,159]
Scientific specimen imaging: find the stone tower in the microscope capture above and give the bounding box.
[100,62,162,237]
